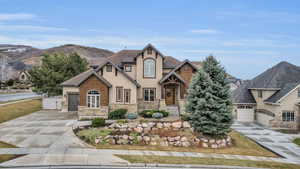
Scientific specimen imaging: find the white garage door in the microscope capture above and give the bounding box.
[236,106,254,122]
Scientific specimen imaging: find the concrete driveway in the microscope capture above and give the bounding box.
[232,122,300,164]
[0,110,85,149]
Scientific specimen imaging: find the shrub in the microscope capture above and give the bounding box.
[108,109,127,119]
[91,118,106,127]
[77,128,111,143]
[126,113,138,119]
[180,114,191,121]
[152,112,163,119]
[139,109,170,118]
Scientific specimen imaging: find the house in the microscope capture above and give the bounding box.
[232,61,300,130]
[61,44,199,119]
[18,70,30,82]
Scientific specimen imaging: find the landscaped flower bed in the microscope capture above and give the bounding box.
[75,120,232,148]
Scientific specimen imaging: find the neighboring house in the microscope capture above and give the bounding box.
[18,70,30,82]
[227,77,242,91]
[232,61,300,130]
[61,44,199,119]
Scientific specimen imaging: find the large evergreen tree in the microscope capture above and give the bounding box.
[29,53,88,96]
[186,56,232,136]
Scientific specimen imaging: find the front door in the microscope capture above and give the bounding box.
[68,93,79,111]
[165,87,176,105]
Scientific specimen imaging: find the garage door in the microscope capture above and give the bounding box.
[237,106,254,122]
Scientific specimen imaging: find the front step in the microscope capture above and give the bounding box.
[165,106,179,116]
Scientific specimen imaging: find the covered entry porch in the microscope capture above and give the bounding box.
[159,72,187,115]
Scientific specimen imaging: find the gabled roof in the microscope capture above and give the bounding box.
[159,71,186,84]
[233,61,300,104]
[61,69,112,87]
[163,56,181,69]
[172,59,198,72]
[139,43,165,58]
[108,50,140,65]
[232,80,256,104]
[95,60,141,87]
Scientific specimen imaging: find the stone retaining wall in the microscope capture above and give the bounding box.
[95,121,232,148]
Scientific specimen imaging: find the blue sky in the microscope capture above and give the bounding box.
[1,0,300,79]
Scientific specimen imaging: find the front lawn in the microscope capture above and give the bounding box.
[293,138,300,146]
[0,141,21,163]
[77,128,277,157]
[116,155,300,169]
[0,99,42,123]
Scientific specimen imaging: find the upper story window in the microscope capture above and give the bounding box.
[124,65,132,72]
[124,89,131,103]
[87,90,100,108]
[282,111,294,122]
[144,58,155,78]
[258,90,263,98]
[147,48,152,55]
[106,65,112,72]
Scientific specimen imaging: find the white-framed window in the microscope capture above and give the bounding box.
[237,105,253,109]
[124,89,131,103]
[116,87,123,102]
[282,111,295,122]
[124,65,132,72]
[144,88,155,101]
[144,59,155,78]
[87,90,100,108]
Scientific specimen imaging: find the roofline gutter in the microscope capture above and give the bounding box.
[233,103,257,105]
[248,88,281,90]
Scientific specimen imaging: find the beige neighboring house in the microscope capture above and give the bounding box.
[18,70,30,82]
[61,44,200,119]
[233,61,300,130]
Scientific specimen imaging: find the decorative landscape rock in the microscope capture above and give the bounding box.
[84,120,232,148]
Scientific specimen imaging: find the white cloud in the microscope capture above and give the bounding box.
[184,49,278,56]
[189,29,221,34]
[0,13,36,21]
[0,25,68,32]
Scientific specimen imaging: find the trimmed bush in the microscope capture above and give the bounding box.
[139,110,170,118]
[91,118,106,127]
[108,109,127,119]
[126,113,138,119]
[152,112,163,119]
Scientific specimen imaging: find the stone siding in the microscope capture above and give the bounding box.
[78,106,109,119]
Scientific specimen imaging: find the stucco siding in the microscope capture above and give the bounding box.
[101,64,137,104]
[136,50,163,100]
[256,112,273,126]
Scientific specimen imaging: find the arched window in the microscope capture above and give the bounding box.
[144,58,155,78]
[87,90,100,108]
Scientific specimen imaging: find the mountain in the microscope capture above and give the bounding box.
[0,44,114,80]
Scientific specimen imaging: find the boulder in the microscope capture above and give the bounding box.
[159,141,169,146]
[164,122,171,128]
[142,123,148,128]
[171,121,182,128]
[182,121,191,128]
[134,127,143,133]
[174,136,181,141]
[95,138,101,144]
[209,139,215,144]
[211,144,218,149]
[182,141,191,147]
[180,137,188,142]
[156,122,163,128]
[143,136,151,142]
[167,137,175,142]
[202,142,208,148]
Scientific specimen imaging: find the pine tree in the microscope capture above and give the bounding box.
[186,56,232,136]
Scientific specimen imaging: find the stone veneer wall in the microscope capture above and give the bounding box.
[137,99,160,112]
[110,104,138,113]
[78,106,109,119]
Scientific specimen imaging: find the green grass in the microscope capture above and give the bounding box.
[0,141,21,163]
[0,99,42,123]
[77,127,277,157]
[116,155,300,169]
[293,138,300,146]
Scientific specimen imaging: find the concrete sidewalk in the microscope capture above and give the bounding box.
[0,148,298,166]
